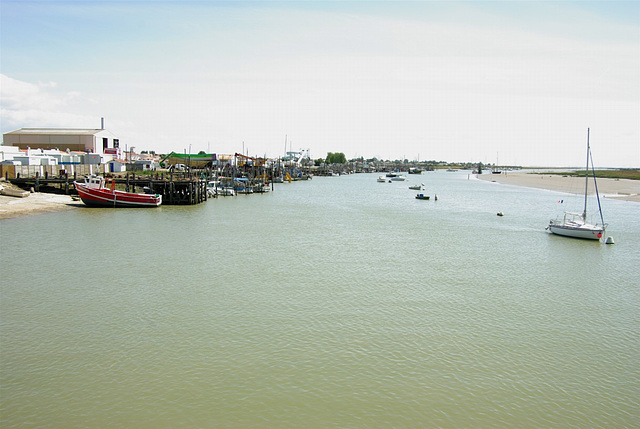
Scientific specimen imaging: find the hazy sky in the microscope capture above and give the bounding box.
[1,1,638,167]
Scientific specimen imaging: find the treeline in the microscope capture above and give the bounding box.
[316,152,347,165]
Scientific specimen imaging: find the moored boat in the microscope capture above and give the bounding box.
[74,175,162,207]
[548,212,604,239]
[386,172,406,181]
[233,177,253,194]
[546,129,606,240]
[415,193,430,200]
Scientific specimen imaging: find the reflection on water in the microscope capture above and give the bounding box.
[2,172,638,427]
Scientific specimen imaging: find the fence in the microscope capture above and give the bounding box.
[1,164,105,180]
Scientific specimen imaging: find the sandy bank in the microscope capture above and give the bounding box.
[0,191,81,220]
[477,171,640,203]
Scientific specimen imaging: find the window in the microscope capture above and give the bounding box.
[103,137,108,151]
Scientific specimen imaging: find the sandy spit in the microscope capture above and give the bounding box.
[476,171,640,203]
[0,190,81,220]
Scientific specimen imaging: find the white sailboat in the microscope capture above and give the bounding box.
[547,128,606,240]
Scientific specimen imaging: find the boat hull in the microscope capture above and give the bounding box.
[75,183,162,207]
[547,222,603,240]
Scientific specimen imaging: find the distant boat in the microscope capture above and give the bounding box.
[493,152,502,174]
[207,180,235,197]
[415,193,430,200]
[408,184,423,190]
[386,172,406,181]
[234,177,253,194]
[377,175,387,182]
[546,129,606,240]
[74,175,162,207]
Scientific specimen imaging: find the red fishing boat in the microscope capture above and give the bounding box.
[74,175,162,207]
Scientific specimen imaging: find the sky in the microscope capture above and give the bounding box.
[1,0,638,167]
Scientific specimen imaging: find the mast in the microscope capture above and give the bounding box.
[590,148,606,228]
[583,128,590,221]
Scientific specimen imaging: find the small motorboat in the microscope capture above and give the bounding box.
[415,193,430,200]
[386,172,406,181]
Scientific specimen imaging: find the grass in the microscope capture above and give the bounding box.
[535,168,640,180]
[538,169,640,180]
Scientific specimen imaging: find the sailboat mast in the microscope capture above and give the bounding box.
[583,128,590,221]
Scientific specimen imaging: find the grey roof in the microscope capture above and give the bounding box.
[5,128,108,136]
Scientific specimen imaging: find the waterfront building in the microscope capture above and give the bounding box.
[3,127,121,155]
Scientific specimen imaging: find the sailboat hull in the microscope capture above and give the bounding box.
[548,221,604,240]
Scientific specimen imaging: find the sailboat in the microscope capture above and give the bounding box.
[546,128,606,240]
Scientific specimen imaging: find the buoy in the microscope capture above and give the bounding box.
[605,236,615,244]
[497,211,504,217]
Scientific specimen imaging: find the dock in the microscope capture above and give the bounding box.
[8,171,207,205]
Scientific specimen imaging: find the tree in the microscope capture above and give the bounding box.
[325,152,347,164]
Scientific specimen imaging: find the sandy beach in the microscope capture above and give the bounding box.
[476,170,640,203]
[0,186,80,220]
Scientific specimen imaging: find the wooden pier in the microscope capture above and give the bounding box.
[7,171,207,205]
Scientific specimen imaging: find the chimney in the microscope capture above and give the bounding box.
[101,117,105,130]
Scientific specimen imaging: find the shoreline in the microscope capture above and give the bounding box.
[1,171,638,220]
[0,192,81,220]
[476,171,640,203]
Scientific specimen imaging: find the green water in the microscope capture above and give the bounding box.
[1,172,638,427]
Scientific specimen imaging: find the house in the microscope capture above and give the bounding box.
[106,159,127,173]
[12,154,58,166]
[0,145,24,162]
[133,159,157,171]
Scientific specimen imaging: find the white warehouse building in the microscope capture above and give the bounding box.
[3,126,120,155]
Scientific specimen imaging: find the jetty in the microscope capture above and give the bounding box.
[7,171,207,205]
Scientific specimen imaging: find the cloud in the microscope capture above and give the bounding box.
[1,3,638,166]
[0,74,92,130]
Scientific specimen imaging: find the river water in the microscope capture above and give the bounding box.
[1,171,638,427]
